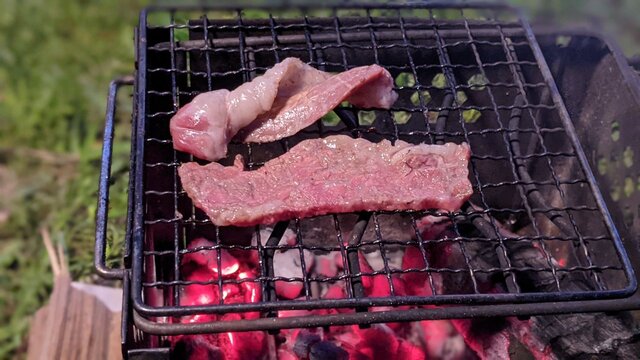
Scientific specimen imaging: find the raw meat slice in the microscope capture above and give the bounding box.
[178,135,472,227]
[170,58,397,161]
[236,63,397,142]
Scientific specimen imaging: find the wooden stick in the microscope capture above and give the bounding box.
[41,228,61,277]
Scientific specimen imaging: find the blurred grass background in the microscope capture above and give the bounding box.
[0,0,146,357]
[0,0,638,358]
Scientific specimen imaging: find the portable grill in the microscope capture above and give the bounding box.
[94,2,640,358]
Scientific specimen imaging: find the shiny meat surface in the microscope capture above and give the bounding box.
[178,135,472,227]
[170,58,397,161]
[236,63,398,142]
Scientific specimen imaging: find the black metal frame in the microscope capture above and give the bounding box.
[95,76,134,280]
[96,3,639,338]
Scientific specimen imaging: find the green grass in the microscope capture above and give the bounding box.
[0,0,145,357]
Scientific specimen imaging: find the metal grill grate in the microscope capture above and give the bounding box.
[130,3,636,334]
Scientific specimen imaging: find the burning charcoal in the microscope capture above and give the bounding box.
[279,308,314,319]
[278,310,343,356]
[458,211,640,359]
[322,283,345,299]
[467,205,574,293]
[179,268,219,324]
[424,235,481,295]
[217,314,268,360]
[316,254,339,278]
[356,250,409,331]
[420,320,471,360]
[237,271,260,303]
[401,216,460,296]
[171,335,225,360]
[309,341,349,360]
[320,283,354,315]
[357,253,376,290]
[397,339,428,360]
[503,241,561,292]
[237,271,260,319]
[333,252,344,270]
[529,312,640,359]
[254,227,297,248]
[221,283,241,301]
[179,274,246,323]
[412,216,489,295]
[273,247,314,299]
[416,215,451,240]
[362,249,402,273]
[250,227,314,299]
[277,349,299,360]
[182,237,240,277]
[300,215,342,248]
[273,252,306,299]
[337,327,393,359]
[451,318,510,360]
[170,322,267,360]
[172,244,269,359]
[360,214,417,248]
[486,221,565,292]
[293,330,322,359]
[370,273,406,298]
[357,252,405,297]
[503,318,553,360]
[401,245,432,296]
[360,250,384,271]
[341,326,425,360]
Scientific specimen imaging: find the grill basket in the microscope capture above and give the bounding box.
[94,3,640,356]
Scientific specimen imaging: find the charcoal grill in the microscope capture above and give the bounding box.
[95,2,640,357]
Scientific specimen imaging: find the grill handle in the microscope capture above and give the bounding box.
[94,77,134,280]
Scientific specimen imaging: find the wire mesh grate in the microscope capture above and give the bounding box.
[131,3,636,333]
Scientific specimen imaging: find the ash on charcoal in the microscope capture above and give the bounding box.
[531,311,640,359]
[251,227,314,299]
[172,335,225,360]
[309,340,348,360]
[363,249,403,272]
[417,320,475,360]
[298,213,416,250]
[457,212,640,360]
[292,330,322,359]
[426,236,498,295]
[299,215,344,249]
[361,214,417,244]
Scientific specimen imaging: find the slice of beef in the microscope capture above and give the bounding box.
[235,62,397,142]
[170,58,397,161]
[178,135,472,227]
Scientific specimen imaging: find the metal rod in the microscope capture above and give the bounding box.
[347,213,371,304]
[151,27,527,50]
[262,221,290,318]
[429,7,521,294]
[434,92,453,145]
[508,96,576,237]
[133,293,640,335]
[496,11,606,291]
